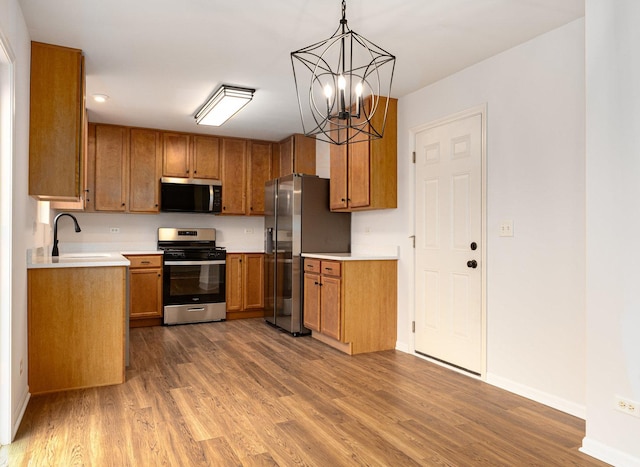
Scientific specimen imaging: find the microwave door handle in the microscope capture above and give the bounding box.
[209,185,214,212]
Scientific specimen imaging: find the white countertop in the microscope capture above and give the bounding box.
[28,251,131,269]
[302,252,398,261]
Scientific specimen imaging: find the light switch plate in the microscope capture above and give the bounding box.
[499,220,514,237]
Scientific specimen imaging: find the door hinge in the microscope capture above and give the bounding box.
[412,151,416,163]
[412,321,415,333]
[409,235,415,248]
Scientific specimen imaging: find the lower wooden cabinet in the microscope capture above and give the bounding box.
[28,266,126,394]
[126,254,163,327]
[303,257,397,354]
[226,253,265,319]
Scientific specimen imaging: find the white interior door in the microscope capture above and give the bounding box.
[414,111,483,375]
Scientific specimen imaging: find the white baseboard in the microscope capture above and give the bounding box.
[486,373,586,419]
[395,340,410,353]
[12,388,29,441]
[581,436,640,467]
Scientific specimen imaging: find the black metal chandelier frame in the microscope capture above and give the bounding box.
[291,0,396,145]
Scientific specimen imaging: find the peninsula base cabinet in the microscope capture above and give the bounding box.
[126,254,163,327]
[28,266,126,394]
[303,258,397,355]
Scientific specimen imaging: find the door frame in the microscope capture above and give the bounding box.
[410,103,488,379]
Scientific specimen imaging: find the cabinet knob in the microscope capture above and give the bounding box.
[158,274,161,277]
[121,203,125,207]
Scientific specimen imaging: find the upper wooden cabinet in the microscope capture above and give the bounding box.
[129,128,161,212]
[29,41,86,200]
[88,123,161,213]
[276,134,316,178]
[94,124,128,212]
[162,132,220,180]
[247,141,273,215]
[220,138,272,216]
[330,97,397,212]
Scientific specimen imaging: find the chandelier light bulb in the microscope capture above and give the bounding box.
[338,75,346,90]
[355,82,363,97]
[324,83,333,99]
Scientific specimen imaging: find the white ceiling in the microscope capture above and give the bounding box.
[18,0,584,142]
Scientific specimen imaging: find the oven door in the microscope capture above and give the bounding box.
[163,260,226,306]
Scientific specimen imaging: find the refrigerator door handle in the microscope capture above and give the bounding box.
[266,227,274,253]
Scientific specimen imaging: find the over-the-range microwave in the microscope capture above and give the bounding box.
[160,177,222,214]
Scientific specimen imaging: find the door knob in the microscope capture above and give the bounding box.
[467,260,478,269]
[470,242,477,250]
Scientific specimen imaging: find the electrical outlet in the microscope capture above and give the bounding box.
[364,227,371,235]
[110,227,120,234]
[614,395,640,417]
[244,228,254,235]
[499,220,514,237]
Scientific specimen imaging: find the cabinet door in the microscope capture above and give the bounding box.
[192,135,220,179]
[29,42,84,200]
[303,272,321,332]
[226,253,244,312]
[347,111,371,208]
[162,132,190,177]
[221,139,247,215]
[129,268,163,319]
[329,137,348,210]
[292,134,317,175]
[243,254,265,310]
[278,137,293,177]
[321,275,342,341]
[129,128,161,213]
[247,142,272,215]
[94,125,128,211]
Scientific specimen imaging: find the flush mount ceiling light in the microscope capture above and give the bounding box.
[291,0,396,145]
[195,85,255,126]
[92,94,109,103]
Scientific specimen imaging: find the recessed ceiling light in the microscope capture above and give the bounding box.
[92,94,109,103]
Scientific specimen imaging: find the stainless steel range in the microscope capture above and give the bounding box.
[158,227,226,325]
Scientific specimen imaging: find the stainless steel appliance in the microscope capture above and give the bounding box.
[264,174,351,335]
[158,227,226,325]
[160,177,222,214]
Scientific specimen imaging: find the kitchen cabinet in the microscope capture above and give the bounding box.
[29,41,86,201]
[303,257,397,355]
[247,141,273,215]
[276,134,316,178]
[126,254,163,327]
[162,132,221,180]
[28,266,126,394]
[93,124,128,211]
[88,124,161,213]
[329,97,397,211]
[220,139,273,216]
[226,253,265,319]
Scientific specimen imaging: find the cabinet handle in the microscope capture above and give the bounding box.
[121,203,125,207]
[194,170,197,174]
[341,198,346,202]
[158,274,161,277]
[141,261,151,264]
[314,281,318,285]
[325,267,333,271]
[186,169,190,174]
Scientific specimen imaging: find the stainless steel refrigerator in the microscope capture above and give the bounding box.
[264,174,351,335]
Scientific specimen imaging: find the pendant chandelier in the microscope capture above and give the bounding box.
[291,0,396,145]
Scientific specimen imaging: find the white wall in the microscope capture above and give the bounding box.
[52,212,265,253]
[582,1,640,465]
[0,0,36,444]
[351,19,587,416]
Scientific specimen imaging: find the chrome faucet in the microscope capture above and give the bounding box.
[52,213,82,257]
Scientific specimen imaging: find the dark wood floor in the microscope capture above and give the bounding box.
[2,318,607,466]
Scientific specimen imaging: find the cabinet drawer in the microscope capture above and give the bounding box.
[127,255,162,268]
[321,260,341,277]
[304,258,321,273]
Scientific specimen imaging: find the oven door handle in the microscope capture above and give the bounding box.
[164,260,226,266]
